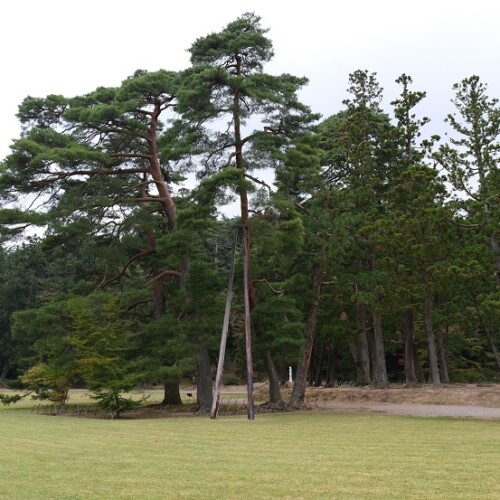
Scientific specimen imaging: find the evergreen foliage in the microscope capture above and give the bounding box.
[0,15,499,411]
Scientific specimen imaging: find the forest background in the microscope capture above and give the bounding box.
[0,9,499,413]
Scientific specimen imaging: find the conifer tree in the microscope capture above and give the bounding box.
[181,13,318,412]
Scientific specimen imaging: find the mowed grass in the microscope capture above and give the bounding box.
[0,398,499,499]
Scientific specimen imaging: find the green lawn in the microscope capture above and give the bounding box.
[0,398,499,499]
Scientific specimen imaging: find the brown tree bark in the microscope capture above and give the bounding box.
[371,312,389,388]
[162,377,182,405]
[196,342,213,413]
[148,103,176,230]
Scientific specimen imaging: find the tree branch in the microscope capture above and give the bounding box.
[253,278,284,296]
[144,269,181,286]
[95,250,153,290]
[245,173,273,192]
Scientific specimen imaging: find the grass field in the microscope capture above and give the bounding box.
[0,395,499,499]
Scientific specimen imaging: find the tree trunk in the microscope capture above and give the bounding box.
[148,104,176,230]
[325,350,333,386]
[0,360,10,384]
[475,305,500,371]
[403,308,418,387]
[263,350,284,407]
[196,342,213,413]
[371,312,389,388]
[355,303,371,385]
[163,377,183,405]
[313,344,325,387]
[242,225,255,420]
[234,58,256,418]
[436,326,450,384]
[423,295,441,385]
[484,324,500,370]
[325,348,339,387]
[414,347,426,383]
[289,261,324,406]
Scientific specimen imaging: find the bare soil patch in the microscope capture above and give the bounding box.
[300,383,500,408]
[253,383,500,419]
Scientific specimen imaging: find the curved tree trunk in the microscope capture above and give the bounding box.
[148,104,176,230]
[263,350,284,407]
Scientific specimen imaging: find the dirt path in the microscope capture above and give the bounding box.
[319,402,500,419]
[253,383,500,420]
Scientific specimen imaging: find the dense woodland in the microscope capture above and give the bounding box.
[0,14,499,414]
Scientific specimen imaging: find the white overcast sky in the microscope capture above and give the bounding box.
[1,0,500,161]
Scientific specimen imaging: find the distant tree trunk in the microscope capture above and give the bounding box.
[263,350,284,407]
[325,348,340,386]
[403,308,418,387]
[289,261,325,406]
[313,344,325,387]
[414,348,426,383]
[163,377,182,405]
[196,342,213,412]
[353,303,371,385]
[144,208,184,403]
[475,304,500,370]
[436,326,450,384]
[325,349,333,386]
[0,360,10,384]
[484,325,500,370]
[490,234,500,286]
[423,294,441,385]
[371,312,388,388]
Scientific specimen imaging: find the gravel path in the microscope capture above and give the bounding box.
[320,402,500,419]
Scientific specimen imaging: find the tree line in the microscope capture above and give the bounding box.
[0,13,498,414]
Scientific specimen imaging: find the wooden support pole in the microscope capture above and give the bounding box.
[210,228,238,419]
[242,225,255,420]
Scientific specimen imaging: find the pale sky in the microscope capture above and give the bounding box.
[1,0,500,162]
